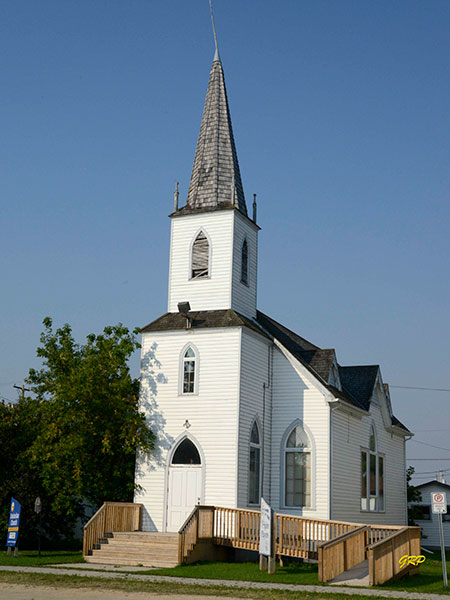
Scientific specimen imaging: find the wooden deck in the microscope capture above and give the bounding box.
[83,502,421,586]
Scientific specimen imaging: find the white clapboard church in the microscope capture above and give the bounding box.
[134,49,411,533]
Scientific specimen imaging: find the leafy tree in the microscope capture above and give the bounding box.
[407,466,424,526]
[20,318,153,533]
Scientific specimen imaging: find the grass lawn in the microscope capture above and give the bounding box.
[0,549,84,567]
[150,560,320,585]
[148,551,450,595]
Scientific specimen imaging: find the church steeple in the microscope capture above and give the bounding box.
[179,56,247,216]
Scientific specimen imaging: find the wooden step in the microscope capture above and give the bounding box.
[85,555,179,568]
[87,530,180,568]
[91,547,178,559]
[111,532,178,543]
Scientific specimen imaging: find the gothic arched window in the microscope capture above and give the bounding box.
[181,346,197,394]
[241,239,248,285]
[361,424,384,512]
[248,421,261,505]
[172,438,201,465]
[191,231,209,279]
[283,423,311,508]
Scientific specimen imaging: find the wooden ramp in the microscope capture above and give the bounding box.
[83,502,421,585]
[329,560,369,587]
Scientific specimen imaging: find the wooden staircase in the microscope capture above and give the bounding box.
[85,531,180,568]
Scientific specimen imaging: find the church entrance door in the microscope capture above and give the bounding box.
[166,438,203,532]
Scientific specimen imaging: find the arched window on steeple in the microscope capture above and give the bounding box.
[241,239,248,285]
[191,231,210,279]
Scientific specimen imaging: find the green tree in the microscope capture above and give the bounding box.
[407,466,424,526]
[25,318,154,521]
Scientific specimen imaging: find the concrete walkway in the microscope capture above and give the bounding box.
[0,565,445,600]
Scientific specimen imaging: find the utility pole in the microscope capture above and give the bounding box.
[13,383,30,400]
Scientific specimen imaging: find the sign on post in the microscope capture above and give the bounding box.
[6,497,21,547]
[431,491,448,588]
[259,498,272,557]
[432,492,447,514]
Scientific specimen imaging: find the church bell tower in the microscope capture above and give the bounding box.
[167,51,259,320]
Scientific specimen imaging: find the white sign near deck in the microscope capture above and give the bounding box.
[431,492,447,514]
[259,498,272,556]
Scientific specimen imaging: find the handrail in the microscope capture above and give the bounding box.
[367,525,421,586]
[367,526,409,550]
[318,525,368,550]
[318,525,369,582]
[83,502,143,557]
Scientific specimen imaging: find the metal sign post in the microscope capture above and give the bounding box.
[34,497,42,558]
[431,492,448,588]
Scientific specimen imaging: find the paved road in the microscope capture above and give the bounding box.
[0,565,446,600]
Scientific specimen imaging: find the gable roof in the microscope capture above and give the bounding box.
[141,309,268,339]
[140,308,410,432]
[175,56,247,217]
[338,365,380,411]
[414,480,450,491]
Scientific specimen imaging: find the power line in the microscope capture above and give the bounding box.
[414,429,450,433]
[390,385,450,392]
[408,458,450,460]
[410,439,450,452]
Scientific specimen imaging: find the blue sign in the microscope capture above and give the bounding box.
[6,497,21,547]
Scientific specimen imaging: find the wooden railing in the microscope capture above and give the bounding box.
[276,514,359,559]
[83,502,142,557]
[318,525,368,582]
[368,526,421,586]
[178,505,216,563]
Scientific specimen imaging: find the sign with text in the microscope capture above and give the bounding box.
[259,497,272,556]
[6,497,21,547]
[432,492,447,514]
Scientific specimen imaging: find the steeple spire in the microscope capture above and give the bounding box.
[177,12,247,217]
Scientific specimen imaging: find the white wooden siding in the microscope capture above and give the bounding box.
[134,327,241,531]
[270,347,331,519]
[237,329,272,507]
[409,483,450,548]
[168,211,235,312]
[231,211,258,319]
[331,392,407,525]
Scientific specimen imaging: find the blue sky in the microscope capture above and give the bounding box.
[1,0,449,483]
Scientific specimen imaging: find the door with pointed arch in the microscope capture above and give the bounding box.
[166,438,203,532]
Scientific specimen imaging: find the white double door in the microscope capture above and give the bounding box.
[166,466,202,532]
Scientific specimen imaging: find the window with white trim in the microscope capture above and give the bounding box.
[182,347,197,394]
[361,424,384,511]
[241,239,248,285]
[248,421,261,505]
[284,424,311,508]
[191,231,209,279]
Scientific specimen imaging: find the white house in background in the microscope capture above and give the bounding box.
[134,50,411,533]
[410,480,450,549]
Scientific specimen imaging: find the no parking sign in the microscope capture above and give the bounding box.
[431,491,447,514]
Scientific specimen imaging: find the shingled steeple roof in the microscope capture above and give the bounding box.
[178,55,247,216]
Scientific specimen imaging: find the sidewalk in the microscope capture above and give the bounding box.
[0,564,447,600]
